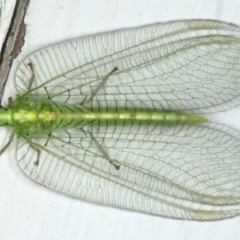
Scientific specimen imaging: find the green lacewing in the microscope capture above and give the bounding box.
[1,19,240,221]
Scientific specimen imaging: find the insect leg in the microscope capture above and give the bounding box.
[86,66,118,103]
[0,130,15,155]
[30,144,41,166]
[27,62,35,90]
[87,130,120,170]
[21,133,41,166]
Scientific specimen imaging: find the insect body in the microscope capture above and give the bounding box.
[1,96,207,133]
[1,19,240,221]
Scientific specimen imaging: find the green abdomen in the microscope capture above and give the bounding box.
[7,98,208,134]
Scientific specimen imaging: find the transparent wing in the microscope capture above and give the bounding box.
[14,19,240,113]
[11,19,240,221]
[16,122,240,221]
